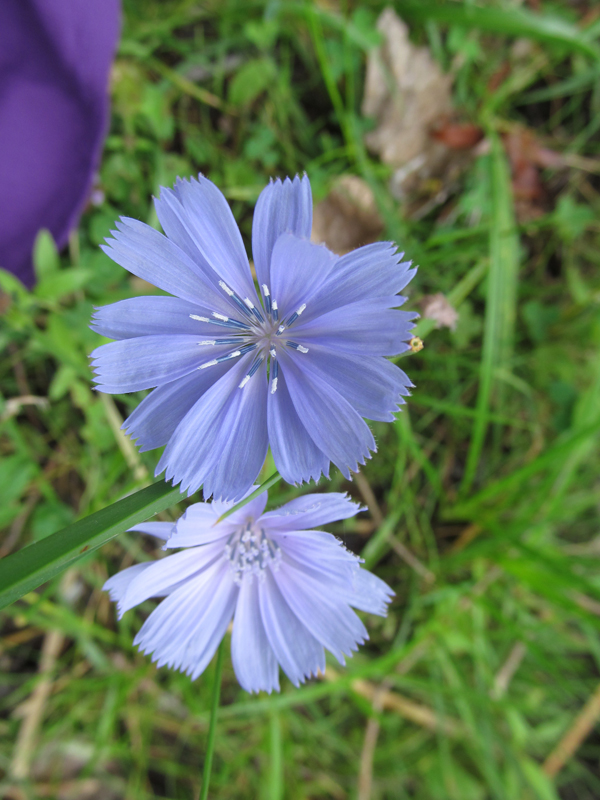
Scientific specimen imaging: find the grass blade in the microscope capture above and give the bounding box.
[0,481,182,610]
[398,0,600,60]
[461,134,519,493]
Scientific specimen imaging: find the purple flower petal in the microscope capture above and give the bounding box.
[261,492,360,531]
[291,343,413,422]
[91,296,219,340]
[157,355,266,499]
[121,544,223,614]
[0,0,120,287]
[292,297,418,357]
[200,365,269,502]
[269,233,337,323]
[123,363,232,452]
[127,522,176,540]
[259,570,325,687]
[232,577,280,693]
[252,175,312,291]
[301,242,416,322]
[267,367,330,485]
[101,218,228,308]
[159,175,257,303]
[278,350,376,479]
[91,335,229,393]
[273,560,367,665]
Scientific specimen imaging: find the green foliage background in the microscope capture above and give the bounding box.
[2,1,600,798]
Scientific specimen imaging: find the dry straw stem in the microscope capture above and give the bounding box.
[100,393,149,484]
[354,470,434,582]
[357,679,391,800]
[10,628,65,780]
[543,682,600,777]
[323,668,462,738]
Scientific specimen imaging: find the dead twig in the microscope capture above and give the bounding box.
[353,471,384,526]
[99,394,149,484]
[543,682,600,777]
[10,629,65,780]
[324,668,462,738]
[389,534,435,584]
[357,680,391,800]
[1,395,49,422]
[491,642,527,700]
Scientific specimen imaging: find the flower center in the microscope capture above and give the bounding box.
[189,280,309,393]
[224,522,281,585]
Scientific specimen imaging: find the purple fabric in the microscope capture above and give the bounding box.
[0,0,120,287]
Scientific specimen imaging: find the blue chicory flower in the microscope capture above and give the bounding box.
[91,174,417,500]
[103,491,393,693]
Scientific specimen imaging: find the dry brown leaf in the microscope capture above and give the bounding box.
[362,8,476,217]
[311,175,383,255]
[362,8,453,167]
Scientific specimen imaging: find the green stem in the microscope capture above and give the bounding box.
[215,471,282,524]
[200,640,225,800]
[269,710,283,800]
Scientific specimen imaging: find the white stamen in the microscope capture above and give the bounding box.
[190,314,209,322]
[198,340,216,346]
[271,377,278,394]
[219,280,234,296]
[296,303,306,315]
[243,297,254,309]
[277,324,285,334]
[213,313,229,321]
[262,284,270,297]
[239,374,251,389]
[272,300,278,311]
[297,345,309,353]
[200,359,218,369]
[269,348,276,358]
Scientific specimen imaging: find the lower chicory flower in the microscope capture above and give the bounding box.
[104,491,393,693]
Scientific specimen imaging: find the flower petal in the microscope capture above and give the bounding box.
[148,561,237,680]
[301,242,416,321]
[232,577,279,693]
[343,568,395,616]
[134,559,236,679]
[261,492,361,532]
[292,297,418,357]
[278,349,375,479]
[127,522,176,540]
[91,335,232,393]
[121,544,223,614]
[201,366,269,502]
[101,217,226,308]
[273,560,367,665]
[259,569,324,687]
[252,175,313,290]
[269,233,337,320]
[290,343,413,422]
[267,365,330,485]
[157,354,263,499]
[157,175,257,302]
[209,488,269,527]
[91,296,220,340]
[123,361,232,451]
[103,563,151,610]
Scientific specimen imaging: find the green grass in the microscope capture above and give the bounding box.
[2,0,600,797]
